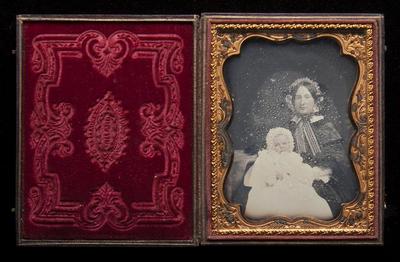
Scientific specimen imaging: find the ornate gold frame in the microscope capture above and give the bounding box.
[204,16,383,241]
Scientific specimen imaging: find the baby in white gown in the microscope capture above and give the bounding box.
[244,127,333,220]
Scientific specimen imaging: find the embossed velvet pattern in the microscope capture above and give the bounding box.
[22,22,194,240]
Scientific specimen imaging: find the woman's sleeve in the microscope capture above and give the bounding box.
[316,122,359,204]
[308,121,356,212]
[314,122,346,165]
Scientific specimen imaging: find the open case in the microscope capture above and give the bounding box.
[16,14,384,245]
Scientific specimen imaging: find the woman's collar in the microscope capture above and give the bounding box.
[291,114,324,124]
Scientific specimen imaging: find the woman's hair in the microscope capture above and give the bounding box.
[285,77,324,113]
[266,127,294,152]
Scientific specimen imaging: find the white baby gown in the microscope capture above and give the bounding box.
[244,150,333,220]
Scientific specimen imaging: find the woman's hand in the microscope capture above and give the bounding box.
[314,167,332,183]
[320,167,332,176]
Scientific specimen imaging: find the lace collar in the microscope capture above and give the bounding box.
[291,114,324,124]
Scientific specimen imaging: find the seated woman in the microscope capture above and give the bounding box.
[244,127,333,220]
[285,77,359,216]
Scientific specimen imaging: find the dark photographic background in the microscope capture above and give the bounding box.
[224,37,357,152]
[1,0,399,256]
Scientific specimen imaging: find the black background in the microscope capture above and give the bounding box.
[1,0,399,257]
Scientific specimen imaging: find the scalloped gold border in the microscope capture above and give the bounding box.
[209,23,376,236]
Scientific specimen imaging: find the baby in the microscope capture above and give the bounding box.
[244,127,333,220]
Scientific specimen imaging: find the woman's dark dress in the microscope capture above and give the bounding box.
[289,116,359,217]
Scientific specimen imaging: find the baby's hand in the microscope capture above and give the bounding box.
[264,175,276,187]
[276,172,284,181]
[314,167,331,183]
[265,182,274,187]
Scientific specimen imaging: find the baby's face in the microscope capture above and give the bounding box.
[273,134,291,153]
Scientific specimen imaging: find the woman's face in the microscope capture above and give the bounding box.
[294,85,315,115]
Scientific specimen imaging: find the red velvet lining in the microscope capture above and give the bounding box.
[21,21,194,241]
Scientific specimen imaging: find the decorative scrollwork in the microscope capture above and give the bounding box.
[80,183,133,231]
[342,34,367,59]
[28,30,186,231]
[79,30,139,77]
[85,91,129,172]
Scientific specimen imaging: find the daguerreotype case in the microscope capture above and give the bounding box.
[201,14,384,244]
[16,15,199,245]
[17,14,384,245]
